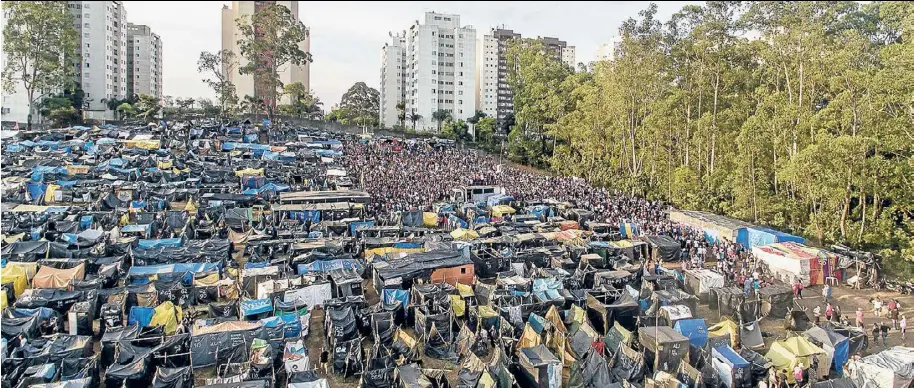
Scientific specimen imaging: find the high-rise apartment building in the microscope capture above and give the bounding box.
[379,32,408,128]
[68,1,129,119]
[381,12,476,132]
[126,23,162,100]
[478,29,576,127]
[596,36,623,61]
[222,1,311,107]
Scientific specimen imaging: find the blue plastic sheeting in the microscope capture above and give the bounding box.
[241,298,273,316]
[619,221,640,238]
[260,315,302,338]
[704,228,722,244]
[529,205,553,220]
[26,182,47,199]
[736,226,806,250]
[131,201,148,209]
[349,221,375,236]
[528,313,546,334]
[393,242,422,249]
[474,216,490,224]
[448,214,468,229]
[382,289,410,308]
[12,307,58,320]
[486,194,514,207]
[290,210,321,224]
[712,345,750,368]
[121,224,151,234]
[297,259,363,274]
[128,306,155,327]
[61,233,78,244]
[221,142,273,151]
[532,277,562,293]
[245,261,270,269]
[56,180,78,186]
[534,289,563,301]
[674,318,709,347]
[128,262,220,277]
[137,238,182,249]
[588,241,614,248]
[314,149,343,157]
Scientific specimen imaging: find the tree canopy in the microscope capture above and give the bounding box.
[508,1,914,274]
[338,82,380,128]
[197,50,239,118]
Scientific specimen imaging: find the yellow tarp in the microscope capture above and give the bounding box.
[708,319,739,347]
[44,184,60,203]
[518,323,542,350]
[490,205,516,217]
[1,265,29,297]
[6,262,39,281]
[33,263,85,288]
[3,232,25,244]
[450,295,467,316]
[765,336,825,383]
[235,168,264,177]
[125,139,161,149]
[157,160,173,169]
[545,305,567,334]
[477,305,499,318]
[149,301,183,335]
[450,228,479,241]
[363,246,426,259]
[66,165,90,175]
[423,212,438,227]
[0,290,6,311]
[184,200,197,212]
[456,282,475,298]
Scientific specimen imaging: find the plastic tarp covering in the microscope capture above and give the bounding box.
[712,345,751,388]
[376,250,471,281]
[153,366,193,388]
[326,306,358,343]
[129,306,155,328]
[847,346,914,388]
[765,336,827,383]
[28,378,93,388]
[611,343,644,383]
[737,226,806,250]
[684,269,725,296]
[2,314,39,339]
[15,288,82,312]
[297,259,363,274]
[33,263,86,288]
[402,210,423,227]
[149,301,183,334]
[382,288,410,308]
[639,326,689,372]
[241,298,273,316]
[755,284,793,318]
[190,321,264,368]
[644,235,681,262]
[2,265,29,297]
[137,238,183,249]
[806,325,849,377]
[283,282,333,308]
[673,318,708,347]
[423,212,437,227]
[811,378,858,388]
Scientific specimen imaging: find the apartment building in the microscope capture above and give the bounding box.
[596,36,623,61]
[68,1,129,119]
[126,23,162,100]
[382,12,476,132]
[379,32,408,128]
[222,1,311,107]
[478,29,576,127]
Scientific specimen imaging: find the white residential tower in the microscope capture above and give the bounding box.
[126,23,163,100]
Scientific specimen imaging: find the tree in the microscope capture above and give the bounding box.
[241,95,266,118]
[38,94,77,127]
[2,1,78,130]
[408,113,422,131]
[339,82,380,128]
[198,98,220,117]
[134,94,161,122]
[175,98,196,118]
[442,118,472,142]
[236,4,312,122]
[115,103,134,121]
[282,81,323,119]
[197,50,238,119]
[432,109,451,133]
[476,116,496,145]
[396,102,406,128]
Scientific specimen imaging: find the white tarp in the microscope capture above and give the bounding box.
[751,245,812,285]
[848,347,914,388]
[283,282,332,308]
[685,269,725,294]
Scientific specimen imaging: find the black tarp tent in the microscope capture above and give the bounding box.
[643,235,682,262]
[755,284,793,319]
[639,326,690,373]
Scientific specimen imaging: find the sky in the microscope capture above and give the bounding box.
[125,1,695,106]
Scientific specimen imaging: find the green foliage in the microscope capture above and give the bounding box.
[134,94,162,122]
[339,82,380,127]
[39,94,78,127]
[475,116,496,144]
[115,103,134,121]
[408,113,423,131]
[240,95,266,116]
[282,82,323,119]
[523,1,914,275]
[197,50,238,117]
[236,4,311,117]
[2,1,79,130]
[441,119,472,142]
[505,37,576,168]
[431,110,451,133]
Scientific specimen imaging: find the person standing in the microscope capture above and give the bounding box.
[890,299,900,330]
[900,315,907,341]
[825,303,834,322]
[880,322,889,346]
[872,323,881,345]
[856,308,865,327]
[813,305,822,324]
[822,284,832,304]
[873,297,883,318]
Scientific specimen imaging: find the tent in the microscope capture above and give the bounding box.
[847,346,914,388]
[518,345,562,388]
[643,235,682,262]
[737,226,805,250]
[149,301,183,335]
[683,269,725,303]
[2,265,29,297]
[673,318,708,347]
[707,319,739,349]
[712,345,751,388]
[639,326,689,372]
[805,326,849,377]
[755,284,793,319]
[32,263,86,288]
[668,210,752,242]
[765,336,828,382]
[752,242,840,286]
[450,228,479,241]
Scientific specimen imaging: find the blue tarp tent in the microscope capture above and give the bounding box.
[382,289,410,308]
[349,221,375,237]
[128,306,155,328]
[736,226,805,250]
[674,318,709,347]
[128,262,221,283]
[137,238,182,249]
[241,298,273,316]
[619,221,640,238]
[711,345,751,388]
[297,259,362,274]
[532,277,562,293]
[528,313,546,334]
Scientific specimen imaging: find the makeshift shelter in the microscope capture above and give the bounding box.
[673,318,708,347]
[737,226,805,250]
[752,242,841,286]
[765,336,828,382]
[639,326,689,372]
[450,228,479,241]
[190,321,264,367]
[668,210,752,243]
[32,263,86,288]
[683,269,725,303]
[518,344,562,388]
[847,346,914,388]
[805,325,849,377]
[711,345,751,388]
[755,284,793,319]
[2,264,29,297]
[643,235,682,262]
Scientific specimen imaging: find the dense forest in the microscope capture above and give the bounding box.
[502,1,914,274]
